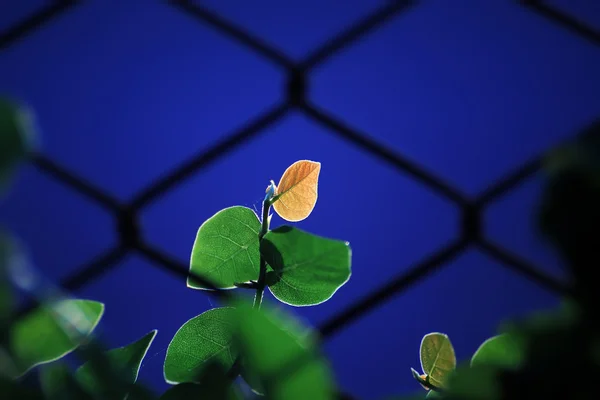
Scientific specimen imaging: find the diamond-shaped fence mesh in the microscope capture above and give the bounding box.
[2,0,598,395]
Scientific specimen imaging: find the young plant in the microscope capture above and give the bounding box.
[410,333,456,396]
[409,332,522,399]
[164,160,353,396]
[2,99,349,399]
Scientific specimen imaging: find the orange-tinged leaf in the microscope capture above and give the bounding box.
[272,160,321,222]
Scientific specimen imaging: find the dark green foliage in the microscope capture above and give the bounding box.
[0,98,36,193]
[539,118,600,309]
[9,299,104,378]
[399,122,600,400]
[231,301,334,400]
[159,361,242,400]
[39,363,93,400]
[0,375,45,400]
[74,330,157,399]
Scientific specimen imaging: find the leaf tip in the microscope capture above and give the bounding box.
[185,277,202,290]
[97,301,106,315]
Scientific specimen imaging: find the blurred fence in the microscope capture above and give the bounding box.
[1,0,599,395]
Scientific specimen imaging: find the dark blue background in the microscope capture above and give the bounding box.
[2,1,600,399]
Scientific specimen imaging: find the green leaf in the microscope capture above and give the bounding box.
[446,364,500,400]
[164,307,236,384]
[188,206,261,290]
[159,362,241,400]
[9,299,104,377]
[0,98,37,191]
[261,226,351,306]
[74,330,157,399]
[419,333,456,388]
[470,334,523,370]
[39,362,91,400]
[232,302,334,400]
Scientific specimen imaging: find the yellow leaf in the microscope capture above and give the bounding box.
[420,332,456,388]
[272,160,321,222]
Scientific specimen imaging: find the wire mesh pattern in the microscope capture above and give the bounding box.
[2,0,599,384]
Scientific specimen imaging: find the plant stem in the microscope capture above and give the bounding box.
[227,199,271,381]
[253,198,271,309]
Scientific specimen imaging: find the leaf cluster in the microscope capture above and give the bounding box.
[2,101,352,400]
[6,98,600,400]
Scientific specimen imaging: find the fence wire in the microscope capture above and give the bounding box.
[2,0,599,394]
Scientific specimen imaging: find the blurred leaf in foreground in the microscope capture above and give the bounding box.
[0,98,37,193]
[232,301,334,400]
[9,299,104,377]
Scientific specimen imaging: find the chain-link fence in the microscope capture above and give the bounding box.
[2,0,599,394]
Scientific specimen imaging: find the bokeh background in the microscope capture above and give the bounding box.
[1,1,600,399]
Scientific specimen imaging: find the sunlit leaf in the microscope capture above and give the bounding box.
[470,334,523,370]
[39,362,91,400]
[232,302,334,400]
[9,299,104,377]
[261,226,351,306]
[272,160,321,222]
[188,206,261,290]
[0,98,37,192]
[75,330,157,399]
[164,307,236,384]
[419,333,456,388]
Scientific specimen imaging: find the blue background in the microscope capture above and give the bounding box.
[2,1,600,399]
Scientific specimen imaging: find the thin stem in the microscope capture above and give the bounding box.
[227,197,272,381]
[253,198,271,309]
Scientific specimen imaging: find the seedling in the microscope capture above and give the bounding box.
[165,159,352,398]
[0,144,352,399]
